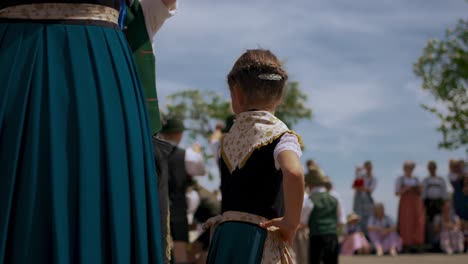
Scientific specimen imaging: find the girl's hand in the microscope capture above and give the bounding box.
[259,217,297,245]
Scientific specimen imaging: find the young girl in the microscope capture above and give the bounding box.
[433,200,465,254]
[341,213,371,256]
[204,49,304,263]
[352,166,365,189]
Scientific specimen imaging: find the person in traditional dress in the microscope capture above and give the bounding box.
[367,203,402,256]
[204,49,304,263]
[352,160,376,236]
[341,213,371,256]
[0,1,177,263]
[159,117,207,264]
[450,160,468,231]
[302,168,341,264]
[122,1,177,262]
[433,200,465,254]
[422,160,448,246]
[395,161,425,250]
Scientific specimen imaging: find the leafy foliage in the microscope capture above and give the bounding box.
[414,19,468,151]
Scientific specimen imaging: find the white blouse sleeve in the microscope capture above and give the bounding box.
[140,0,177,42]
[395,177,402,193]
[300,194,313,225]
[185,147,206,177]
[273,133,302,169]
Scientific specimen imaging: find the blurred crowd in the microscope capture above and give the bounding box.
[294,158,468,264]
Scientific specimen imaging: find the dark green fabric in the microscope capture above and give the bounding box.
[308,192,338,236]
[124,2,162,134]
[0,22,163,264]
[207,222,266,264]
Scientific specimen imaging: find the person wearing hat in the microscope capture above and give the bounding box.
[158,116,206,264]
[341,213,371,255]
[301,168,342,264]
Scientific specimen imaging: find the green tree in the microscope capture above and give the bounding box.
[414,19,468,151]
[163,90,232,141]
[162,82,312,141]
[276,81,313,127]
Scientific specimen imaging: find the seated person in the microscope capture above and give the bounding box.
[341,213,370,255]
[367,203,402,256]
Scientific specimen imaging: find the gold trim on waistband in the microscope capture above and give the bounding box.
[0,3,119,25]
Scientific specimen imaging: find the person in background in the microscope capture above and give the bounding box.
[367,203,402,256]
[422,160,448,247]
[325,179,347,227]
[395,161,425,251]
[352,166,364,189]
[341,213,371,256]
[187,182,221,264]
[159,117,207,264]
[450,159,468,246]
[302,168,341,264]
[353,161,376,236]
[433,199,465,254]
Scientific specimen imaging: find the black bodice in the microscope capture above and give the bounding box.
[220,137,284,220]
[1,0,123,10]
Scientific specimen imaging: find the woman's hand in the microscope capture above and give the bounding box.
[260,217,297,245]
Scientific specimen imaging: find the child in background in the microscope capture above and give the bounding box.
[352,166,364,189]
[341,213,371,256]
[205,49,304,263]
[433,200,465,254]
[302,168,341,264]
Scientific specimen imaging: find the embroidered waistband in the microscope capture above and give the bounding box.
[203,211,294,264]
[0,3,119,25]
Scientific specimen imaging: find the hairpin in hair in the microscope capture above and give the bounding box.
[258,74,282,81]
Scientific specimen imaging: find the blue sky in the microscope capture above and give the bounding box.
[154,0,467,218]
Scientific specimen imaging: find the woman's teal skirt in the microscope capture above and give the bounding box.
[207,221,267,264]
[0,22,163,264]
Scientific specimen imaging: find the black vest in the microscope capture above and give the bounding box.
[167,146,189,242]
[1,0,122,10]
[220,137,284,220]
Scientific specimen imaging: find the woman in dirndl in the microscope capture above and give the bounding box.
[395,161,425,250]
[0,1,175,263]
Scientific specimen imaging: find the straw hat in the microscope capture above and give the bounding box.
[346,212,361,223]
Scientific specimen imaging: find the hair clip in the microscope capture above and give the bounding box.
[258,74,282,81]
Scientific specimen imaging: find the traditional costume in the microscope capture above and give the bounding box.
[0,1,166,263]
[302,170,340,264]
[124,2,176,262]
[433,214,465,254]
[395,176,425,246]
[124,0,175,134]
[341,213,370,256]
[205,111,302,264]
[352,173,376,235]
[367,215,402,253]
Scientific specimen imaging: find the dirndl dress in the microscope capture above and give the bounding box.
[0,2,163,263]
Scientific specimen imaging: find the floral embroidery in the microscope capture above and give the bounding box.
[221,111,302,173]
[0,3,119,25]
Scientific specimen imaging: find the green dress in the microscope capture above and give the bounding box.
[0,1,163,263]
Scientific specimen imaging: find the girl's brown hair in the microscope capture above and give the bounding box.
[227,49,288,106]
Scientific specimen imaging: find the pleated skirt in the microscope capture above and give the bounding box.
[0,21,163,264]
[207,222,266,264]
